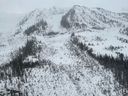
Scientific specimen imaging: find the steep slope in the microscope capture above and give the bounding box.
[0,6,128,96]
[61,5,128,57]
[0,13,23,64]
[0,33,124,96]
[0,8,66,65]
[15,9,48,35]
[15,8,67,36]
[61,5,128,30]
[94,8,128,23]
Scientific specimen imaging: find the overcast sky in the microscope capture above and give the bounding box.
[0,0,128,13]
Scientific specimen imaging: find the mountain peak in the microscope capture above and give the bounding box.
[72,5,81,8]
[72,5,90,12]
[61,5,128,30]
[1,5,128,96]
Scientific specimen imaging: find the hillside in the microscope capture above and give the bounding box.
[0,5,128,96]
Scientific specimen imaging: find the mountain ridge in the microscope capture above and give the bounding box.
[0,5,128,96]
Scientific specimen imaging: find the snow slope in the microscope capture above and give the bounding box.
[75,27,128,57]
[61,5,128,31]
[61,5,128,57]
[0,5,128,96]
[0,32,124,96]
[0,12,23,64]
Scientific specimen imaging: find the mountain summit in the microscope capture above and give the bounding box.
[61,5,128,30]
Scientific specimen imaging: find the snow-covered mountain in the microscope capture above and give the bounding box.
[0,5,128,96]
[61,5,128,57]
[61,5,128,31]
[15,8,67,36]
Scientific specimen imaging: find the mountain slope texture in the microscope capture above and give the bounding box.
[0,5,128,96]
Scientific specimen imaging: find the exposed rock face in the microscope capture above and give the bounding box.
[61,5,128,30]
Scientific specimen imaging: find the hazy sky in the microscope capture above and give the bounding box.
[0,0,128,13]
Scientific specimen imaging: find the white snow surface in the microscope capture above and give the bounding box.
[0,32,124,96]
[0,6,128,96]
[76,27,128,57]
